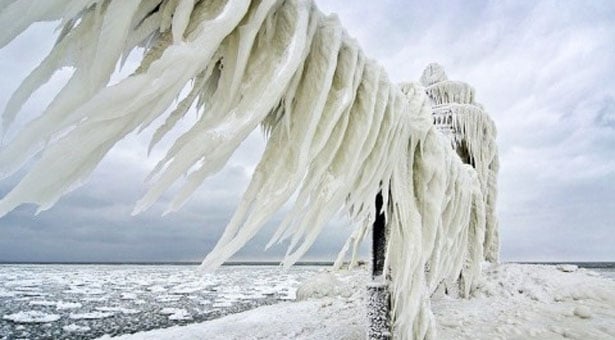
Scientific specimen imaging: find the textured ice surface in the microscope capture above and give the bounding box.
[0,264,320,339]
[104,265,615,340]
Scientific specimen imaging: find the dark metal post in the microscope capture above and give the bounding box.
[372,192,387,278]
[367,191,391,339]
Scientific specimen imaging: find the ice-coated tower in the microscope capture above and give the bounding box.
[421,63,500,262]
[367,64,501,339]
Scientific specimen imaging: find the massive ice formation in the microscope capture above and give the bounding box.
[0,1,498,338]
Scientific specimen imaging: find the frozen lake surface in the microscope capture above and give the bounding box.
[0,263,612,339]
[0,264,322,339]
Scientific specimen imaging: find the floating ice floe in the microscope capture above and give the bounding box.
[28,300,57,306]
[69,311,114,320]
[0,289,17,298]
[16,291,48,297]
[63,323,91,333]
[28,300,82,310]
[3,311,61,323]
[212,301,234,308]
[147,286,167,293]
[64,287,106,295]
[169,311,192,321]
[96,306,141,315]
[170,285,205,295]
[156,295,182,302]
[56,302,82,310]
[120,293,138,300]
[159,308,192,321]
[82,296,109,302]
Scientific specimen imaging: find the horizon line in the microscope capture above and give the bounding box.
[0,260,613,266]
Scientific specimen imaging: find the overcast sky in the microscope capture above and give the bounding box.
[0,0,614,263]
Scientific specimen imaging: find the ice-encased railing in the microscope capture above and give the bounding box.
[0,1,498,339]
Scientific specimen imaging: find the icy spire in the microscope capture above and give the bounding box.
[419,62,447,86]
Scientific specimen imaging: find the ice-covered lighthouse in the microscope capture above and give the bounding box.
[368,64,499,339]
[422,63,500,263]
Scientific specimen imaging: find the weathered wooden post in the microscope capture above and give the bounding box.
[367,191,391,339]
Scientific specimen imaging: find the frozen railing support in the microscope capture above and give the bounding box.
[367,191,391,339]
[367,281,391,340]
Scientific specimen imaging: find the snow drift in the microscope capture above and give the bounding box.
[0,1,498,338]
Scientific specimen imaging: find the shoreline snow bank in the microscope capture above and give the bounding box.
[99,264,615,340]
[434,263,615,339]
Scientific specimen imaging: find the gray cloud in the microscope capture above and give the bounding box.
[0,0,614,262]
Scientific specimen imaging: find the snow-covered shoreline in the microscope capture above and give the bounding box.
[99,263,615,339]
